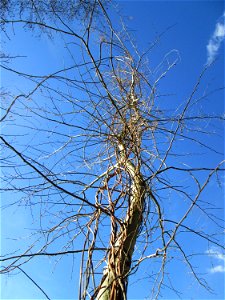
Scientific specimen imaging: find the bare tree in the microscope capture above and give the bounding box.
[0,1,224,299]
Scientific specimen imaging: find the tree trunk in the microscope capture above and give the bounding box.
[93,143,146,300]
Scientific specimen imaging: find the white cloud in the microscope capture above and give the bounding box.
[206,247,225,274]
[206,248,225,261]
[214,23,225,38]
[206,13,225,64]
[209,265,225,274]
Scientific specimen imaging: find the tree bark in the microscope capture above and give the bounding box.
[93,143,146,300]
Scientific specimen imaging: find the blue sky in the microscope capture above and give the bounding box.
[1,1,224,299]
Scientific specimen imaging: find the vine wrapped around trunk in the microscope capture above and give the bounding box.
[93,139,147,299]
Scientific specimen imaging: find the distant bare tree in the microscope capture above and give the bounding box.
[0,1,224,299]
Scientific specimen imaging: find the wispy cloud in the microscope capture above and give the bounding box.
[206,247,225,274]
[209,265,225,274]
[206,12,225,65]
